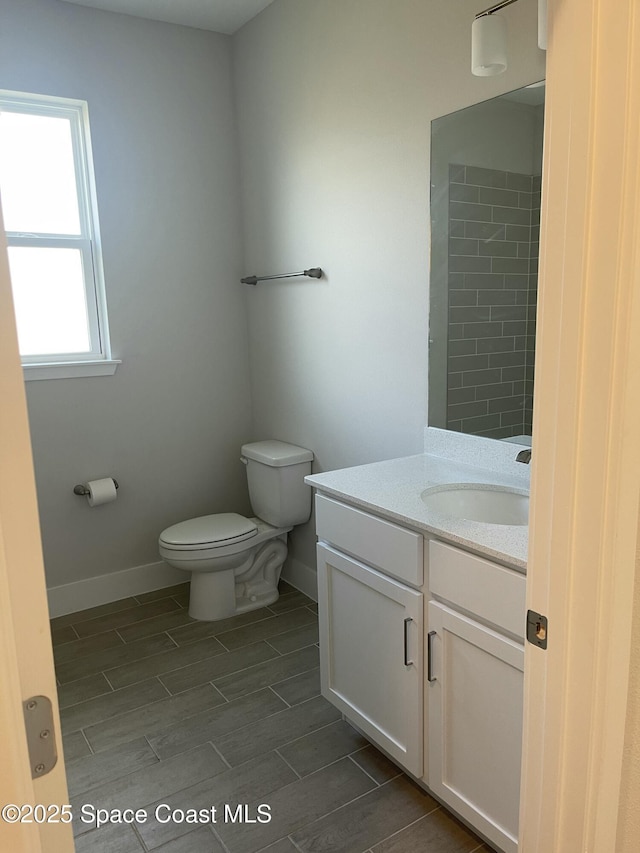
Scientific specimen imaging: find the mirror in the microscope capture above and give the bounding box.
[428,82,545,444]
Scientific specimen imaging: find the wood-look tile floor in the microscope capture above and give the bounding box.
[51,582,491,853]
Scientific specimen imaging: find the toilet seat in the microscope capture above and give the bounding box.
[159,513,258,552]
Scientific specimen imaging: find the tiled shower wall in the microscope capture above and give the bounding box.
[446,164,539,439]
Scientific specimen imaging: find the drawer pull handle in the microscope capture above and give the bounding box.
[404,618,413,667]
[427,630,437,682]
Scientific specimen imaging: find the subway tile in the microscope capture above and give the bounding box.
[491,257,530,275]
[449,219,465,238]
[215,757,376,853]
[278,720,367,777]
[350,744,403,785]
[448,306,490,324]
[449,184,479,203]
[136,752,297,850]
[478,240,518,258]
[532,174,542,192]
[506,172,533,192]
[492,206,530,226]
[448,340,476,358]
[447,387,476,406]
[449,164,466,182]
[448,290,478,307]
[61,678,169,735]
[518,191,534,209]
[267,590,315,615]
[449,255,492,274]
[447,354,489,373]
[62,730,92,762]
[518,242,531,258]
[267,623,319,655]
[488,396,526,414]
[475,336,515,354]
[217,608,317,651]
[84,682,226,753]
[290,775,438,853]
[371,806,482,853]
[216,695,342,767]
[490,305,528,322]
[73,822,144,853]
[160,641,280,695]
[50,597,139,631]
[449,202,493,223]
[461,321,504,339]
[270,668,321,706]
[461,368,502,387]
[501,410,527,428]
[56,632,178,685]
[447,420,463,432]
[488,351,526,369]
[58,673,113,710]
[448,272,465,288]
[505,224,531,242]
[464,166,507,189]
[66,736,159,797]
[474,383,516,402]
[462,273,505,290]
[447,401,489,421]
[74,598,182,638]
[118,609,196,643]
[504,274,529,289]
[447,373,463,389]
[215,645,320,702]
[459,414,501,433]
[448,323,465,341]
[464,221,505,241]
[135,583,190,604]
[477,290,517,306]
[448,237,479,255]
[478,187,519,207]
[106,635,227,690]
[149,688,287,760]
[502,320,528,337]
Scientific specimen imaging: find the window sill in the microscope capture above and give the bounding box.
[23,359,121,381]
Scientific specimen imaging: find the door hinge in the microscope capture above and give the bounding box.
[526,610,548,649]
[23,695,58,779]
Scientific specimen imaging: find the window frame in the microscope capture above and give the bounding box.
[0,90,119,379]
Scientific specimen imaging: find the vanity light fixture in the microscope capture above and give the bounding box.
[472,0,546,77]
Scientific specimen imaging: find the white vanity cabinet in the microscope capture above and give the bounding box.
[427,539,526,853]
[315,495,424,777]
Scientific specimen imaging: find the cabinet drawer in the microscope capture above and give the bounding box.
[429,540,526,640]
[315,495,423,587]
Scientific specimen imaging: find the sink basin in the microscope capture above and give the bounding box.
[420,483,529,526]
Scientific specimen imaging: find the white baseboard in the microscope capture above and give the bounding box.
[281,557,318,602]
[47,561,186,618]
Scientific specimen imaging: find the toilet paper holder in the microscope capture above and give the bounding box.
[73,479,119,496]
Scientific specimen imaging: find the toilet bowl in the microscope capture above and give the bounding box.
[158,441,313,621]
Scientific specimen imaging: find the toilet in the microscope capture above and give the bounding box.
[158,440,313,621]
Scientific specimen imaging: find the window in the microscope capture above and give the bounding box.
[0,90,118,379]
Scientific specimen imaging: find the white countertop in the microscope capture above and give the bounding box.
[306,452,529,572]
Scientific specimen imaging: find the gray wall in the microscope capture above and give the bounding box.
[0,0,253,586]
[233,0,546,575]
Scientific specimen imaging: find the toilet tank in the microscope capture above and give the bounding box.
[241,440,313,528]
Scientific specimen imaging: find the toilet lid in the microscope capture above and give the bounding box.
[160,513,258,550]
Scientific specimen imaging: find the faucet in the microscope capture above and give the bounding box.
[516,449,532,464]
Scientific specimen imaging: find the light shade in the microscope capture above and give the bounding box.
[472,14,508,76]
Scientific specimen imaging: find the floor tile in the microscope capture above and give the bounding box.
[51,624,78,646]
[105,635,227,690]
[215,644,319,702]
[118,609,195,643]
[54,630,125,666]
[56,632,178,684]
[270,668,320,706]
[215,695,341,767]
[290,775,439,853]
[217,608,317,651]
[66,736,159,797]
[57,672,113,710]
[350,745,403,785]
[149,688,287,760]
[254,839,298,853]
[277,719,367,777]
[74,598,183,638]
[371,807,484,853]
[84,683,226,753]
[50,597,139,631]
[266,623,319,655]
[153,826,224,852]
[266,590,315,615]
[168,610,272,646]
[215,757,376,853]
[135,583,190,604]
[61,678,169,735]
[73,822,144,853]
[72,743,227,819]
[137,751,297,850]
[160,641,280,696]
[62,730,92,762]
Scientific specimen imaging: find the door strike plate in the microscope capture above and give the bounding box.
[526,610,548,649]
[23,695,58,779]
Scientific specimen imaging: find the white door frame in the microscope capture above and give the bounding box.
[520,0,640,849]
[0,227,73,850]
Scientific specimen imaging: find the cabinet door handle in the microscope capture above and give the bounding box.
[404,617,413,667]
[427,630,437,682]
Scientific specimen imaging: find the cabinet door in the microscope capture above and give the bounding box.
[427,601,524,853]
[317,543,423,777]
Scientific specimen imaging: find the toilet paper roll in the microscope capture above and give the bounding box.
[85,477,118,507]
